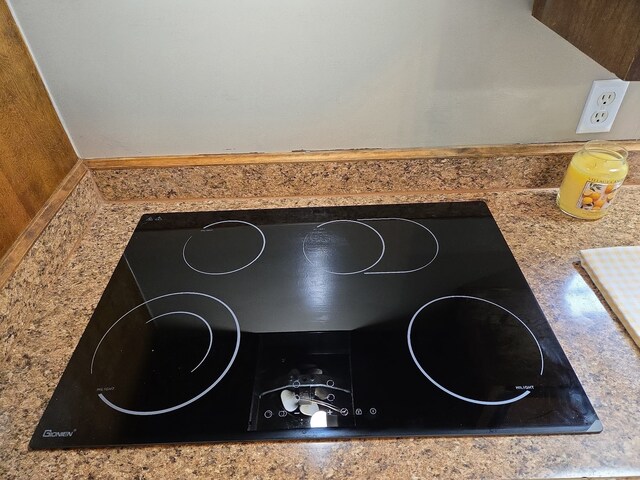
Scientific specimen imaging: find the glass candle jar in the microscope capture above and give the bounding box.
[556,140,628,220]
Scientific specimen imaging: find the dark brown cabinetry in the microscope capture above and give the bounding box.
[533,0,640,80]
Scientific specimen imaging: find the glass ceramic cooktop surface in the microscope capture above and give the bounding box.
[31,202,601,449]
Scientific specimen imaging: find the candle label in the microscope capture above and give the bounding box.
[576,180,623,212]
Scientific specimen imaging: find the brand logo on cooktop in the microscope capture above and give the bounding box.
[42,429,76,438]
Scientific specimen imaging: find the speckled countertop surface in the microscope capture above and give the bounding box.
[1,180,640,479]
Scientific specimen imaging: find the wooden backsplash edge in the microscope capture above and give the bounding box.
[83,141,640,170]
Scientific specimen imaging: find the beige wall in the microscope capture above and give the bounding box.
[7,0,640,159]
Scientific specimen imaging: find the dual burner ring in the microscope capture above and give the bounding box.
[91,292,240,416]
[302,218,440,275]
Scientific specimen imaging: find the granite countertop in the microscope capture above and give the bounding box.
[1,173,639,479]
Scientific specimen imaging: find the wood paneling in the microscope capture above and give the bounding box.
[0,162,86,287]
[533,0,640,80]
[0,0,77,260]
[85,141,640,170]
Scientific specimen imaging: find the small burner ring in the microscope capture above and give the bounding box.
[183,220,266,275]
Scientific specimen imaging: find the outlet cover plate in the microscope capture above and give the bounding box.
[576,79,630,134]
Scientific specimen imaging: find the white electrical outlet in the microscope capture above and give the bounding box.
[576,79,629,134]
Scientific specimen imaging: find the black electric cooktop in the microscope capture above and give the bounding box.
[31,201,601,449]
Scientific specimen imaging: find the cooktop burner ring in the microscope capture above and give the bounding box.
[407,295,544,406]
[182,220,266,275]
[302,219,386,275]
[90,291,241,416]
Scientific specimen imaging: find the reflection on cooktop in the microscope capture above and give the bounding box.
[30,202,601,449]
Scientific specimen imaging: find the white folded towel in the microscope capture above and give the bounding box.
[580,246,640,349]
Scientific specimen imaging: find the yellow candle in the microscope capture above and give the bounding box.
[557,141,628,219]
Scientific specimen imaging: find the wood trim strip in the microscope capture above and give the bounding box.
[0,160,87,287]
[84,141,640,170]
